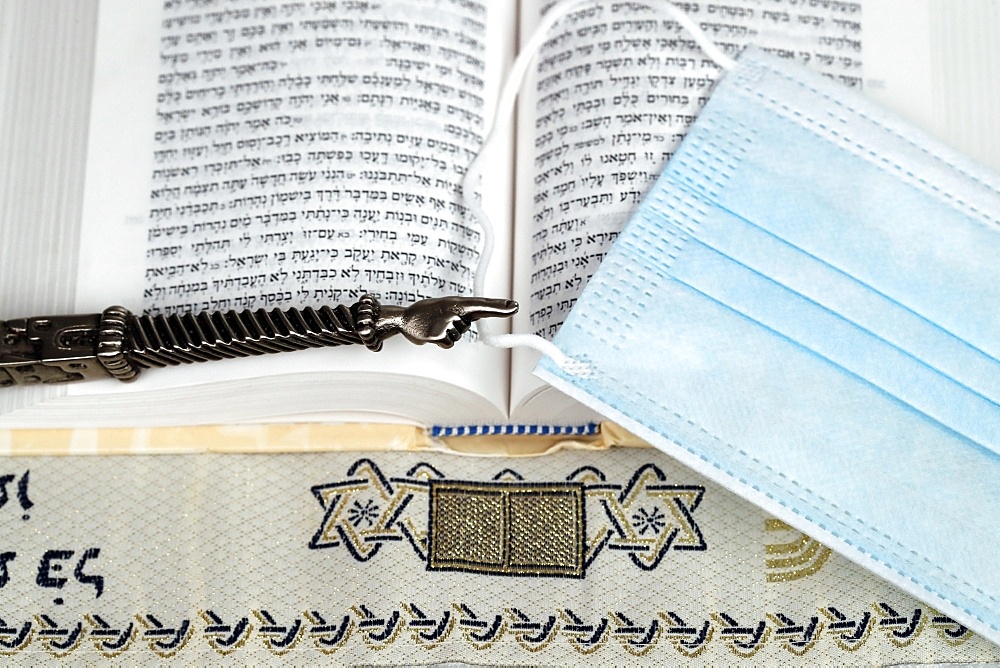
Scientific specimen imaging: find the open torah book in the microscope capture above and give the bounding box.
[0,0,996,428]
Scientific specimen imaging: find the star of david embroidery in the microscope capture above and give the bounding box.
[308,459,411,560]
[309,460,705,574]
[578,463,706,570]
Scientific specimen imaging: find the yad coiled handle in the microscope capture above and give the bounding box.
[121,301,370,374]
[98,306,140,382]
[2,294,517,388]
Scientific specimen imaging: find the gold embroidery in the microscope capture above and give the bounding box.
[711,612,772,658]
[509,490,581,571]
[0,601,982,660]
[930,610,972,646]
[580,464,706,570]
[432,488,507,569]
[135,613,193,658]
[611,611,661,656]
[560,609,609,654]
[767,613,824,655]
[303,611,352,654]
[253,610,304,656]
[876,603,928,648]
[765,519,833,582]
[311,459,705,571]
[821,606,875,651]
[84,614,136,658]
[427,481,584,577]
[508,608,561,652]
[402,603,455,649]
[661,612,714,658]
[454,604,506,650]
[200,611,252,656]
[311,459,406,559]
[34,613,85,658]
[352,605,404,650]
[0,620,33,656]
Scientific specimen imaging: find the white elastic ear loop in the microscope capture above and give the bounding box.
[465,0,734,373]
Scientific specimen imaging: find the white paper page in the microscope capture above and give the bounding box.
[863,0,1000,174]
[0,1,98,416]
[861,0,934,130]
[511,0,867,409]
[74,0,515,417]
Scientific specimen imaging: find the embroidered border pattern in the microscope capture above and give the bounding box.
[308,460,706,575]
[0,603,973,660]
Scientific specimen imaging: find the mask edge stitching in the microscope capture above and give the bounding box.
[569,368,999,625]
[736,59,1000,229]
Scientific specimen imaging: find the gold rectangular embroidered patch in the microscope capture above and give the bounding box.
[427,480,585,577]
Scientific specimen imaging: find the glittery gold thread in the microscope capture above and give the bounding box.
[764,519,833,582]
[427,480,585,577]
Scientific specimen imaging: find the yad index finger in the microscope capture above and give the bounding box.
[457,298,519,321]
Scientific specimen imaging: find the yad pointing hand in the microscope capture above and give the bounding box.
[371,296,519,349]
[0,294,520,387]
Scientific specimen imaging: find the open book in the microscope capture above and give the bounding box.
[1,0,996,428]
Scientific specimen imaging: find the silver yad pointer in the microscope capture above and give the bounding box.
[0,294,518,387]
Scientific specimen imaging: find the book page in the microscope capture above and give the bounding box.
[511,0,865,409]
[862,1,1000,175]
[0,2,98,417]
[74,0,515,417]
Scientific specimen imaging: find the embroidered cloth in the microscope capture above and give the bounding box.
[0,445,996,665]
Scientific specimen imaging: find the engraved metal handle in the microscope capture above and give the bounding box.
[0,294,517,387]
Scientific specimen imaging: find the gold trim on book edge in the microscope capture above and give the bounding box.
[0,421,650,456]
[0,423,427,456]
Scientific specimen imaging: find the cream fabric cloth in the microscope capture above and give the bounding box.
[1,445,996,665]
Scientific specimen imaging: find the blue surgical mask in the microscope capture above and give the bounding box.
[536,46,1000,644]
